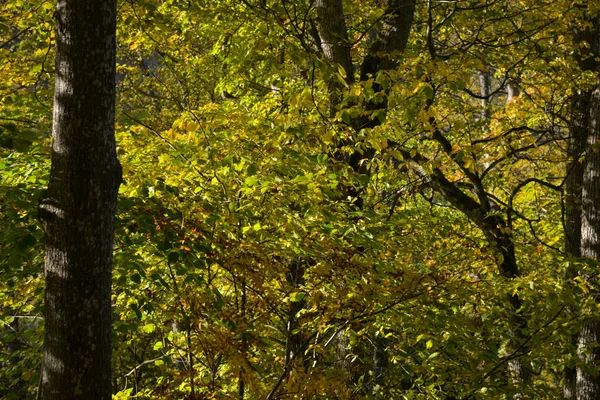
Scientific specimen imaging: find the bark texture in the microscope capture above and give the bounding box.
[359,0,416,81]
[315,0,354,86]
[565,11,600,400]
[38,0,120,398]
[563,87,590,400]
[565,91,590,264]
[477,70,491,119]
[577,80,600,400]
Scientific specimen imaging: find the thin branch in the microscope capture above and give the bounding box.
[507,178,562,228]
[0,27,31,49]
[121,111,208,181]
[124,355,168,377]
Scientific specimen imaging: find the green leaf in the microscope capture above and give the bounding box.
[246,164,257,176]
[341,111,351,125]
[422,84,434,100]
[244,176,258,186]
[289,292,305,302]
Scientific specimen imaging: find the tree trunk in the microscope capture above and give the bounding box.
[563,88,590,400]
[564,10,600,400]
[315,0,354,85]
[506,79,520,102]
[423,166,532,387]
[314,0,415,391]
[565,90,589,268]
[576,79,600,400]
[477,69,491,119]
[38,0,120,398]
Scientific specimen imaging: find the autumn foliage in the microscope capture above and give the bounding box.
[1,0,600,399]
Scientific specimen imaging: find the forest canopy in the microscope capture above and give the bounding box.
[1,0,600,399]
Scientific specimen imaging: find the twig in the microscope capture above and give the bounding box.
[124,355,168,377]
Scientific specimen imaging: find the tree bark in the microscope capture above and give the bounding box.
[315,0,354,86]
[359,0,416,81]
[565,91,589,266]
[506,79,520,102]
[38,0,120,398]
[563,87,590,400]
[577,79,600,400]
[564,10,600,400]
[477,69,491,119]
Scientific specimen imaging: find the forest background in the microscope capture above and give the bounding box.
[2,0,600,399]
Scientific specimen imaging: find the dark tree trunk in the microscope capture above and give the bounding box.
[38,0,120,398]
[422,166,531,386]
[314,0,415,391]
[563,88,590,400]
[563,10,600,400]
[565,91,589,267]
[315,0,354,86]
[577,80,600,400]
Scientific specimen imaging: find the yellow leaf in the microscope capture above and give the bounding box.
[290,94,299,108]
[186,121,199,132]
[322,129,333,145]
[463,157,477,173]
